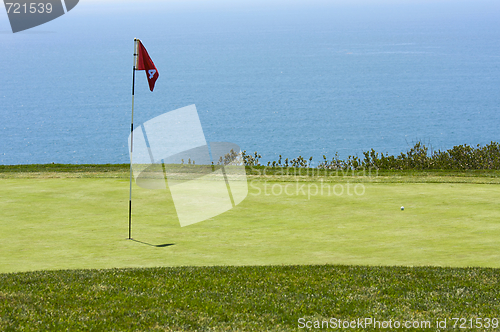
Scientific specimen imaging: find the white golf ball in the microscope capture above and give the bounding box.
[401,206,404,211]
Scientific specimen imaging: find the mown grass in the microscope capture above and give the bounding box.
[1,265,499,331]
[2,173,500,272]
[1,165,499,330]
[1,165,500,273]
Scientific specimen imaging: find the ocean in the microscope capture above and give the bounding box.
[1,0,499,165]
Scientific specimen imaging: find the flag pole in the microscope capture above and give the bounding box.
[129,38,139,239]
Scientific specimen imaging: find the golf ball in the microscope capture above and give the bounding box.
[401,206,404,211]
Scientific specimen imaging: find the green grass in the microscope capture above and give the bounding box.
[1,165,500,330]
[0,163,129,173]
[1,265,499,331]
[1,166,499,273]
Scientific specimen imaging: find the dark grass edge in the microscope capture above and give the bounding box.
[2,263,499,277]
[1,163,500,178]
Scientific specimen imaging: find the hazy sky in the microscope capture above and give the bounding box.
[1,0,499,23]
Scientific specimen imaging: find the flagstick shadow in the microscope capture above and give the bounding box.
[129,239,175,248]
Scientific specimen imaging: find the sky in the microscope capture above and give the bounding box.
[1,0,499,29]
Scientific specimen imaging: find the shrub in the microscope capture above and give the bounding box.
[244,142,500,171]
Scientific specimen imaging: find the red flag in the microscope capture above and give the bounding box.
[136,40,159,92]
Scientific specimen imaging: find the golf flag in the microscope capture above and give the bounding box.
[136,40,159,91]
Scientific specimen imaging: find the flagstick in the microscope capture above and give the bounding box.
[128,38,139,240]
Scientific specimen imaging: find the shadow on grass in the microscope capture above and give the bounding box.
[129,239,175,248]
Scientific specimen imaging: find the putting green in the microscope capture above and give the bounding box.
[1,173,499,273]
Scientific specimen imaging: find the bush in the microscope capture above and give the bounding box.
[245,141,500,171]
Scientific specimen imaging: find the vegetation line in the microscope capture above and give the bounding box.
[243,141,500,171]
[2,142,500,175]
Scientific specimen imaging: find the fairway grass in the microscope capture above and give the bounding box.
[1,169,499,273]
[0,265,499,331]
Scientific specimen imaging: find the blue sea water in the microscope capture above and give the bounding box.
[1,0,499,165]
